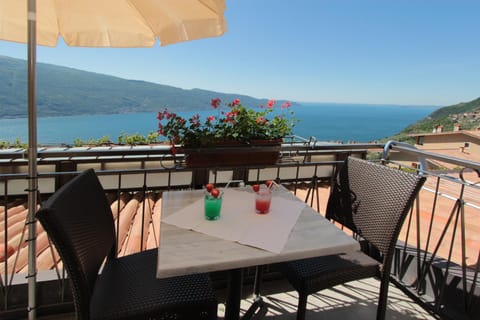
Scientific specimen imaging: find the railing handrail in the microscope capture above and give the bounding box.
[383,140,480,171]
[0,142,385,160]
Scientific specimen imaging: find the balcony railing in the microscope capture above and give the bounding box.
[382,142,480,320]
[0,141,479,319]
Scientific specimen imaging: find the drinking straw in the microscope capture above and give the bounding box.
[222,179,245,196]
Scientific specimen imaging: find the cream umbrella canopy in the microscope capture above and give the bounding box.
[0,1,227,318]
[0,0,227,47]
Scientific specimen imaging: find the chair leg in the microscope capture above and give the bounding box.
[376,277,390,320]
[296,292,308,320]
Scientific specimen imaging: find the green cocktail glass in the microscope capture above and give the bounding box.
[204,194,222,220]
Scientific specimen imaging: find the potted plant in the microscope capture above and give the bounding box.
[157,98,297,167]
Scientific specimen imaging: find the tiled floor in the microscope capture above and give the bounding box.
[241,279,434,320]
[217,278,435,320]
[39,278,436,320]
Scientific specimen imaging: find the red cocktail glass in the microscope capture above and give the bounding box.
[255,189,272,214]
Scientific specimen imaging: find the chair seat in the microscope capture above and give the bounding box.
[277,157,425,320]
[90,249,217,320]
[280,251,380,295]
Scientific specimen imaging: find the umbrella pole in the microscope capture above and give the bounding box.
[27,0,38,319]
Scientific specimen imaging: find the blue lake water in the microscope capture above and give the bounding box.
[0,103,438,145]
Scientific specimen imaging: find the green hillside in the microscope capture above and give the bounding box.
[429,97,480,119]
[0,55,286,119]
[384,96,480,143]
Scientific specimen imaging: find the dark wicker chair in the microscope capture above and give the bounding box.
[279,157,426,320]
[37,169,218,320]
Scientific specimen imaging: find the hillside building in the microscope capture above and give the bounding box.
[408,126,480,169]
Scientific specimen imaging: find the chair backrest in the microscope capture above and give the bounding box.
[37,169,115,319]
[326,157,425,261]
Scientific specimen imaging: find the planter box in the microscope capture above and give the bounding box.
[180,140,282,168]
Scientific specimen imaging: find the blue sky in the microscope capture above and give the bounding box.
[1,0,479,106]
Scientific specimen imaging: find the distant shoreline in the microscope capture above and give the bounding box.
[0,101,439,121]
[0,103,438,145]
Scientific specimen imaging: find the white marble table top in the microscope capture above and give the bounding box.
[156,187,360,279]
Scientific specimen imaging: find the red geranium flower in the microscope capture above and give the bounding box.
[157,97,297,148]
[211,98,221,109]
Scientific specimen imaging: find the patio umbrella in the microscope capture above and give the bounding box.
[0,1,227,318]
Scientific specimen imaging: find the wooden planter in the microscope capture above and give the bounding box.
[180,139,282,168]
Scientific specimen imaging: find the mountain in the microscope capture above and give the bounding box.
[0,55,287,119]
[384,96,480,142]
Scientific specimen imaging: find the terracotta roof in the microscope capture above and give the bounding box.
[423,148,480,167]
[409,129,480,139]
[0,191,162,274]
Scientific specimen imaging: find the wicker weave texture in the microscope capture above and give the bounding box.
[282,251,379,294]
[37,169,115,318]
[327,157,425,256]
[281,157,425,320]
[37,169,217,320]
[90,249,217,320]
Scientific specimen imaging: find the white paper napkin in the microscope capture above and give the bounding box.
[163,189,306,253]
